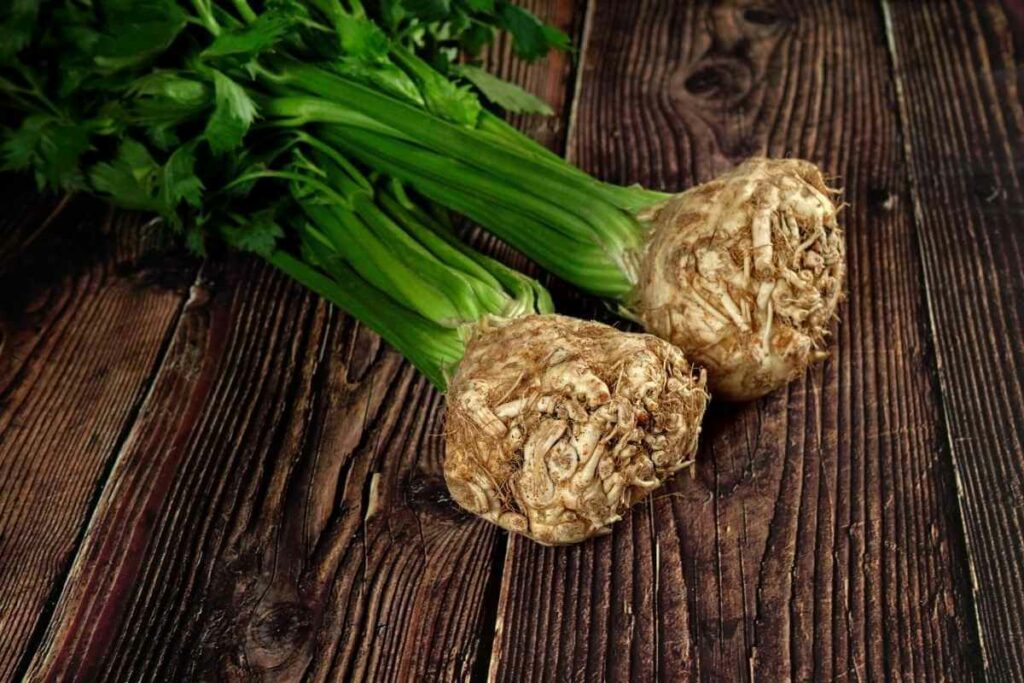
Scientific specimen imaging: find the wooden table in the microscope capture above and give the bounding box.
[1,1,1022,680]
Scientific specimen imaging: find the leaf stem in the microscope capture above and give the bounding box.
[231,0,258,24]
[191,0,222,35]
[267,249,463,389]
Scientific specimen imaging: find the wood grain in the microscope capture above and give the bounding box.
[0,202,195,681]
[24,254,502,681]
[489,1,982,680]
[883,1,1024,679]
[20,3,584,681]
[0,183,71,276]
[5,1,1021,680]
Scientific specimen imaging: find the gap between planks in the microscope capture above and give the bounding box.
[878,1,989,673]
[9,256,205,682]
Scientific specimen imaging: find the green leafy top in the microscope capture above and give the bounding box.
[0,0,571,385]
[0,0,568,254]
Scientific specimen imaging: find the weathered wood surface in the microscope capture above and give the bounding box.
[883,2,1024,679]
[13,3,582,682]
[492,1,981,680]
[0,200,196,680]
[24,253,498,681]
[1,1,1022,681]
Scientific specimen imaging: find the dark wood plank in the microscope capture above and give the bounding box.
[0,203,195,680]
[489,1,982,680]
[24,254,503,681]
[0,183,71,275]
[21,3,583,680]
[883,1,1024,678]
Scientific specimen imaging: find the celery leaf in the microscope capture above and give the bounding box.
[204,70,258,154]
[457,64,553,115]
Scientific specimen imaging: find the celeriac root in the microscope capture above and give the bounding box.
[444,314,708,545]
[637,158,846,401]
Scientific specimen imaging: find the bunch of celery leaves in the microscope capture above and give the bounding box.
[1,0,576,386]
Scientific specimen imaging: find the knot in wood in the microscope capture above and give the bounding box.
[679,57,754,109]
[244,601,311,670]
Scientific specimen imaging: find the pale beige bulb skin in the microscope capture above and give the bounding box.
[444,314,708,545]
[637,158,846,401]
